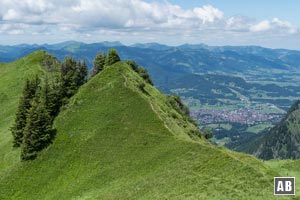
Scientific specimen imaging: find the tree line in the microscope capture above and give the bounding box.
[11,58,88,160]
[90,48,153,86]
[90,48,121,77]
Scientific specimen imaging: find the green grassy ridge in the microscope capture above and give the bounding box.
[117,63,201,142]
[266,160,300,198]
[0,60,286,199]
[0,50,49,177]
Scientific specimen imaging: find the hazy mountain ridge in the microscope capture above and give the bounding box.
[2,41,300,91]
[2,41,300,70]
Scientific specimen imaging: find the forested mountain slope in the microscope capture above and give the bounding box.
[255,100,300,160]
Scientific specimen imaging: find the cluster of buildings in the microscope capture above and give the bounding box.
[191,107,283,125]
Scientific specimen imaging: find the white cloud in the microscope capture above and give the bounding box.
[3,9,19,21]
[250,20,271,32]
[226,16,253,32]
[0,0,298,47]
[272,18,297,34]
[0,0,225,29]
[0,0,55,24]
[193,5,223,24]
[0,23,28,34]
[250,18,297,33]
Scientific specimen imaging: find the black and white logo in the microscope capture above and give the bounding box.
[274,177,295,195]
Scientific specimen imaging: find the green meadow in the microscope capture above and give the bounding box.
[0,51,299,199]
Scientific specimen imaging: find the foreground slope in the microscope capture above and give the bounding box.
[266,159,300,196]
[0,60,282,199]
[0,51,48,177]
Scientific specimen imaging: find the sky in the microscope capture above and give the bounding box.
[0,0,299,49]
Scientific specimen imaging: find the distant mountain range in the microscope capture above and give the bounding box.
[1,41,300,80]
[1,41,300,97]
[2,41,300,107]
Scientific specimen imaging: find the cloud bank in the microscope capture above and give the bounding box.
[0,0,298,47]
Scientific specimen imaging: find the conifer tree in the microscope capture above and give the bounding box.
[76,61,88,87]
[21,98,54,160]
[105,48,120,66]
[11,76,40,147]
[91,52,107,77]
[43,77,62,120]
[126,60,153,85]
[126,60,139,72]
[12,56,86,159]
[60,57,78,100]
[137,68,153,85]
[94,52,106,72]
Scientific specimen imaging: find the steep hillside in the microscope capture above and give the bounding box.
[0,51,49,177]
[255,100,300,160]
[0,57,282,199]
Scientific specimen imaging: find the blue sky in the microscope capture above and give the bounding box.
[0,0,299,49]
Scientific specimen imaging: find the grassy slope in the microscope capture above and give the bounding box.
[0,51,47,177]
[0,60,288,199]
[266,160,300,197]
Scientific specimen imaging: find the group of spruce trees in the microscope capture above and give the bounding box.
[11,57,88,160]
[12,48,154,161]
[90,48,153,86]
[91,48,121,77]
